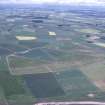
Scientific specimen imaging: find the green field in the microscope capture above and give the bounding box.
[1,6,105,105]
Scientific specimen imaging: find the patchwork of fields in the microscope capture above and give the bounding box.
[0,5,105,105]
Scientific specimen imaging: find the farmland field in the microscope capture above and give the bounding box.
[0,4,105,105]
[24,73,65,98]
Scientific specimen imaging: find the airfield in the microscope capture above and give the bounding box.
[0,5,105,105]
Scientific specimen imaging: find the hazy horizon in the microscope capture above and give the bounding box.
[0,0,105,5]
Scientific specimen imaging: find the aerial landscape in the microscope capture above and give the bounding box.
[0,2,105,105]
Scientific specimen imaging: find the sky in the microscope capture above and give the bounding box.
[0,0,105,5]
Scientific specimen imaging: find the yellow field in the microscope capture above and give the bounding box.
[16,36,37,41]
[48,32,56,36]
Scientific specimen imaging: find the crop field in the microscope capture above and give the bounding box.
[24,73,65,98]
[0,48,12,56]
[80,61,105,91]
[75,28,100,34]
[0,44,27,52]
[55,69,103,101]
[1,5,105,105]
[0,71,25,98]
[19,41,48,48]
